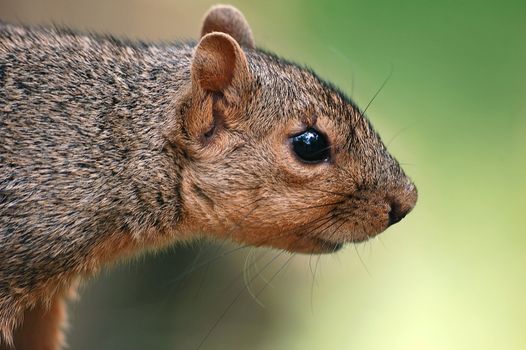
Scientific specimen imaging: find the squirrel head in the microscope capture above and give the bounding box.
[172,5,417,254]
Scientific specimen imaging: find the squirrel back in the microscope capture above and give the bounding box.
[0,5,417,348]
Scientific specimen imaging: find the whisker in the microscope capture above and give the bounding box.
[163,242,213,297]
[320,215,346,244]
[354,244,371,276]
[386,125,413,148]
[193,258,212,300]
[377,235,387,249]
[167,241,256,288]
[297,215,338,240]
[219,250,271,295]
[283,200,345,213]
[171,192,347,292]
[167,199,271,285]
[179,218,322,284]
[361,65,394,117]
[194,251,285,350]
[254,254,294,299]
[243,248,266,308]
[310,254,322,314]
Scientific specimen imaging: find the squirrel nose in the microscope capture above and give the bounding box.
[388,199,408,226]
[386,183,417,227]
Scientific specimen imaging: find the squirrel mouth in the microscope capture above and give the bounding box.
[287,234,343,254]
[311,238,343,253]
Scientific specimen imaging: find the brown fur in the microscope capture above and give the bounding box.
[201,5,255,49]
[0,4,417,349]
[6,290,67,350]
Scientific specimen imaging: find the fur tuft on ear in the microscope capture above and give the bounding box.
[191,32,249,93]
[201,5,255,49]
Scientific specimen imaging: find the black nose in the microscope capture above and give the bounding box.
[387,198,410,226]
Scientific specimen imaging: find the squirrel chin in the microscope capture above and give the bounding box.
[265,234,344,254]
[293,238,343,254]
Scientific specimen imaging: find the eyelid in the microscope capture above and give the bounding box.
[302,115,318,127]
[288,117,318,137]
[291,126,319,138]
[294,127,330,144]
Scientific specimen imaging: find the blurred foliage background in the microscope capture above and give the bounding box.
[1,0,525,349]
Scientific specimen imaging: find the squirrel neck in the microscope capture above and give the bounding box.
[83,41,196,237]
[0,25,205,308]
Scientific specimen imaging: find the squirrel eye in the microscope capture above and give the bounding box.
[291,128,330,163]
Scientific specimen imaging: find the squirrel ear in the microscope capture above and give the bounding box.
[201,5,255,49]
[191,32,250,93]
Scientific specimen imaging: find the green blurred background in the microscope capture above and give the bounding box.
[1,0,525,349]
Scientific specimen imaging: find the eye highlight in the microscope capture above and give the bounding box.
[291,128,330,163]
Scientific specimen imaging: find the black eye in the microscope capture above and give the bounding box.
[291,128,330,163]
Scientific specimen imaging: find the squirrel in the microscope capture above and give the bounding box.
[0,4,417,350]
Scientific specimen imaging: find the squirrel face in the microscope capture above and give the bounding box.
[174,6,417,253]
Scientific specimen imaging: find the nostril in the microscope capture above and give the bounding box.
[387,198,408,226]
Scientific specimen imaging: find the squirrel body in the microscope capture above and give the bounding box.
[0,24,191,347]
[0,5,417,349]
